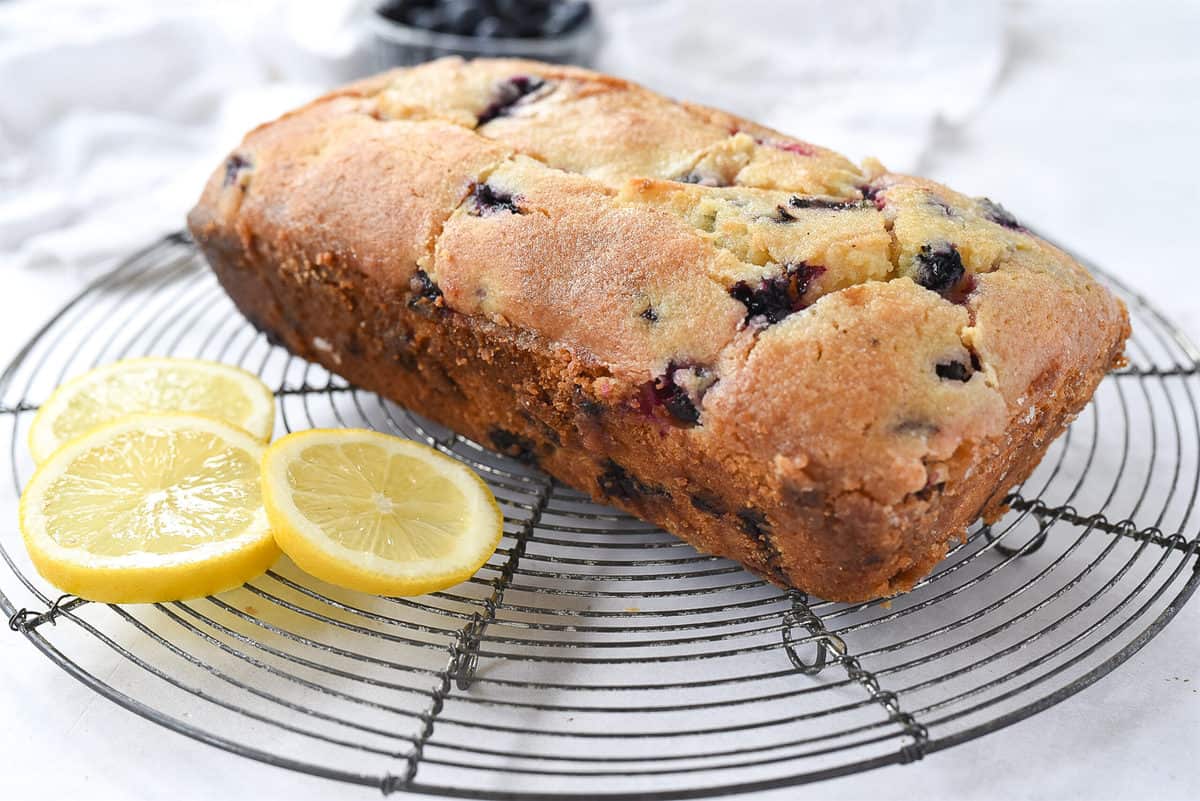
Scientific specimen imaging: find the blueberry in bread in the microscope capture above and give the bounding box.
[188,58,1129,602]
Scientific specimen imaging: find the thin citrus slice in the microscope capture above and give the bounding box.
[261,428,503,596]
[29,357,275,463]
[19,414,278,603]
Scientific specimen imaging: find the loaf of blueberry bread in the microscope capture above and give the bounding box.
[188,57,1129,602]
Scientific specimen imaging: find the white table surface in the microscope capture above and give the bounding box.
[1,2,1197,799]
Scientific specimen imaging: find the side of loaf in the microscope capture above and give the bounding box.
[188,57,1129,602]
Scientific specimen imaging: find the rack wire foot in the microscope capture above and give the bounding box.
[781,590,840,675]
[782,591,929,761]
[8,595,83,632]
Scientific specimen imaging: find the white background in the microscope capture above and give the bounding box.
[1,2,1198,799]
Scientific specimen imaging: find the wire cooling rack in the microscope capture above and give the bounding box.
[2,232,1198,798]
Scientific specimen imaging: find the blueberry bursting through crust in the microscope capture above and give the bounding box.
[935,361,972,382]
[914,243,966,295]
[476,75,550,126]
[977,197,1022,230]
[408,270,443,309]
[223,154,251,186]
[729,263,826,325]
[781,195,868,214]
[469,183,523,216]
[638,363,717,427]
[653,371,701,424]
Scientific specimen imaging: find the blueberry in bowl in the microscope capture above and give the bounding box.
[370,0,599,67]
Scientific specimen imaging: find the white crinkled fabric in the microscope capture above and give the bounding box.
[0,0,1005,273]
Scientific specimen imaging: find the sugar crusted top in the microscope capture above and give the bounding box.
[199,57,1128,508]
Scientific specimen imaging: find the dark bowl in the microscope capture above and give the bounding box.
[367,4,600,68]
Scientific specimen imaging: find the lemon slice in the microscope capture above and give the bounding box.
[29,357,275,463]
[261,429,503,596]
[19,414,278,603]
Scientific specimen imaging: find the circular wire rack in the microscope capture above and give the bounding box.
[2,232,1198,798]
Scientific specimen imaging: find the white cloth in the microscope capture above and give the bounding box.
[0,0,1005,273]
[598,0,1005,170]
[0,0,370,272]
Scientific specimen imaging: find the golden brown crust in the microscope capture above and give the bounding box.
[188,57,1130,601]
